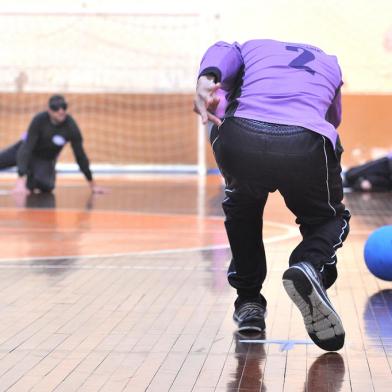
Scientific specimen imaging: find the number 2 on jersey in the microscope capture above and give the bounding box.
[286,46,315,75]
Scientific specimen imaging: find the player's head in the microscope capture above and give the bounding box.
[48,95,68,124]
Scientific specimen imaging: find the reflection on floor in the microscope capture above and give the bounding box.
[0,175,389,391]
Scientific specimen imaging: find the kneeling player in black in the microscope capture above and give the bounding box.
[343,154,392,191]
[1,95,103,194]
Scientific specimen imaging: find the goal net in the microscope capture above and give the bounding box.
[0,9,210,174]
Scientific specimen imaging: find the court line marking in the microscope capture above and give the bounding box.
[0,264,228,270]
[239,339,314,351]
[0,265,373,274]
[0,206,300,262]
[0,225,299,263]
[0,207,230,220]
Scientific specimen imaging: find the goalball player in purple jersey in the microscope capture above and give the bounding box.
[194,39,351,351]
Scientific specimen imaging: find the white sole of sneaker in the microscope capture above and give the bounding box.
[283,267,345,351]
[237,325,264,332]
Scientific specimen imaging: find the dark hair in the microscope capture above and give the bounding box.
[48,95,68,111]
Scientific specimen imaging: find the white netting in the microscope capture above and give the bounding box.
[0,11,209,171]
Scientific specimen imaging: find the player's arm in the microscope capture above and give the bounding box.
[69,121,92,181]
[194,42,243,125]
[198,41,243,89]
[69,119,104,194]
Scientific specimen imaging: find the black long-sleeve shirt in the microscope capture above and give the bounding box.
[17,112,93,181]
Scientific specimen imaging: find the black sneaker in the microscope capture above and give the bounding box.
[282,262,345,351]
[233,301,266,332]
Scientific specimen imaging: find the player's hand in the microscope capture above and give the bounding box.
[193,76,222,126]
[11,177,31,195]
[89,181,108,194]
[92,186,107,194]
[360,179,372,191]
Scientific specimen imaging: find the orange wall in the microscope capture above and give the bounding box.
[0,93,390,169]
[339,94,392,166]
[0,93,197,165]
[207,94,392,169]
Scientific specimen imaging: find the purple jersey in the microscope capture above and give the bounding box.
[199,39,343,147]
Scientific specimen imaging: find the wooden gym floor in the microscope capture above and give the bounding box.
[0,174,390,391]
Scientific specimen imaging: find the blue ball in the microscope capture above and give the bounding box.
[364,226,392,281]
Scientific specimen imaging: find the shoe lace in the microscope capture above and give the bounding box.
[238,303,265,319]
